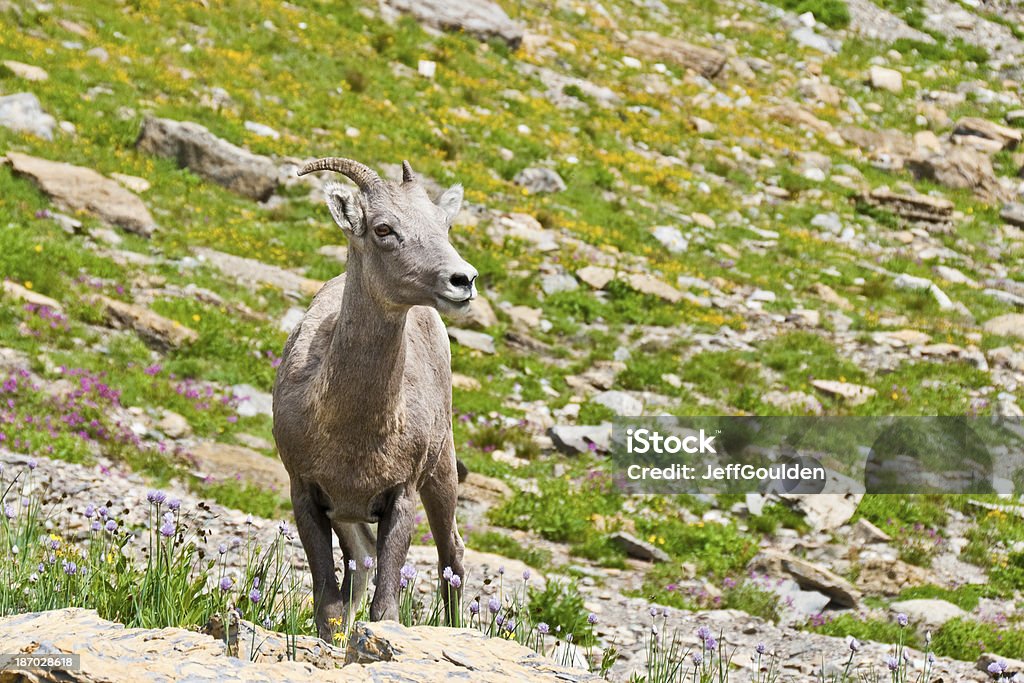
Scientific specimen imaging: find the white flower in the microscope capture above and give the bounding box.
[11,545,18,555]
[29,573,38,583]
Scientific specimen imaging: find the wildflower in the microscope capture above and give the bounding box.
[98,506,108,519]
[3,503,14,519]
[249,588,262,604]
[927,653,936,664]
[468,600,480,615]
[348,559,357,572]
[400,564,417,582]
[896,613,909,627]
[62,560,77,575]
[48,536,60,550]
[566,633,574,643]
[168,499,181,511]
[706,637,718,651]
[27,459,37,470]
[692,652,703,666]
[587,613,598,625]
[523,569,530,581]
[220,577,233,591]
[649,606,658,618]
[29,573,38,583]
[849,637,861,652]
[277,521,292,537]
[887,656,899,672]
[253,577,260,589]
[262,617,273,629]
[218,543,228,555]
[84,504,95,518]
[10,545,18,555]
[697,625,712,642]
[925,631,932,645]
[160,520,175,537]
[537,622,550,635]
[105,520,117,532]
[363,555,374,570]
[443,566,453,581]
[146,490,166,504]
[498,566,505,576]
[989,661,1008,675]
[488,596,500,614]
[756,642,767,655]
[448,574,462,589]
[91,520,101,532]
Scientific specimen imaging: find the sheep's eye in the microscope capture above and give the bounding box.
[373,224,392,238]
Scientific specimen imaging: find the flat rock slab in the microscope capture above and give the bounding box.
[811,379,877,405]
[953,117,1022,150]
[863,188,952,223]
[890,598,966,629]
[549,424,612,454]
[188,441,288,491]
[984,313,1024,339]
[627,31,726,78]
[194,247,323,298]
[609,530,670,562]
[136,116,279,201]
[751,550,861,608]
[448,327,496,354]
[6,152,156,236]
[2,59,49,81]
[98,296,198,349]
[382,0,524,47]
[2,280,61,310]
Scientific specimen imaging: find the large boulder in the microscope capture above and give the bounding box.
[382,0,523,47]
[98,296,198,349]
[136,117,279,200]
[6,152,156,236]
[627,31,726,78]
[907,146,1010,202]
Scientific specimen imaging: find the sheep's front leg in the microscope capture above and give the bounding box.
[420,447,465,625]
[369,490,417,621]
[291,481,344,641]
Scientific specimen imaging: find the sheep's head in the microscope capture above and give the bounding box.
[299,157,478,313]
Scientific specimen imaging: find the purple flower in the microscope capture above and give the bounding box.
[249,588,261,604]
[488,596,500,614]
[443,566,453,581]
[146,490,166,504]
[363,555,374,570]
[220,577,233,591]
[537,622,550,635]
[469,600,480,615]
[697,626,712,642]
[98,506,108,519]
[989,661,1008,675]
[692,652,703,666]
[705,637,718,651]
[928,653,936,664]
[887,656,899,672]
[896,613,909,627]
[498,566,505,576]
[277,521,292,537]
[849,637,861,653]
[105,519,117,532]
[3,504,14,520]
[448,574,462,589]
[587,613,598,625]
[167,499,181,511]
[218,543,228,555]
[348,559,357,572]
[756,643,767,655]
[91,520,101,532]
[160,521,175,537]
[649,606,659,618]
[400,564,417,581]
[522,569,530,581]
[27,458,37,470]
[84,504,95,518]
[62,560,77,575]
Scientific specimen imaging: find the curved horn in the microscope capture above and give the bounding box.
[297,157,382,192]
[401,160,417,184]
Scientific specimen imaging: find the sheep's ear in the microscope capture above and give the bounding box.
[436,183,463,227]
[324,180,364,236]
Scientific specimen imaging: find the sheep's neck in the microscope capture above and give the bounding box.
[318,258,407,433]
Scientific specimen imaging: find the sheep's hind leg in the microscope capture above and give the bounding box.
[420,448,465,625]
[334,521,376,624]
[369,490,417,621]
[290,481,343,642]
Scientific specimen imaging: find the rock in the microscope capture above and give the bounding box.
[767,579,832,619]
[750,550,861,607]
[549,424,612,454]
[892,273,955,310]
[244,120,280,139]
[855,558,931,595]
[872,329,931,347]
[156,411,191,439]
[868,66,903,92]
[592,390,644,417]
[790,27,840,55]
[691,212,716,230]
[890,599,966,629]
[2,280,61,311]
[810,380,877,406]
[98,296,197,350]
[1000,203,1024,228]
[136,117,279,201]
[781,493,861,532]
[540,272,579,296]
[626,32,726,78]
[953,117,1022,150]
[1,92,55,141]
[798,78,843,106]
[6,152,156,236]
[609,531,671,563]
[762,390,823,415]
[189,442,288,490]
[984,313,1024,339]
[452,373,481,391]
[2,60,48,81]
[651,225,688,253]
[451,296,497,329]
[381,0,523,47]
[810,283,853,311]
[788,309,820,327]
[623,273,683,303]
[507,305,542,329]
[231,384,274,418]
[576,265,616,290]
[977,654,1024,678]
[496,213,559,252]
[851,518,891,544]
[194,248,323,298]
[447,327,496,354]
[907,146,1008,202]
[513,167,567,194]
[110,172,151,193]
[862,188,953,224]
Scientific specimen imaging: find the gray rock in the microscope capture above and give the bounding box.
[156,411,191,439]
[953,117,1022,150]
[627,32,727,79]
[541,273,579,295]
[0,92,56,140]
[231,384,274,418]
[868,65,903,93]
[447,327,496,354]
[194,248,323,298]
[609,531,671,563]
[1000,203,1024,228]
[984,313,1024,339]
[592,390,644,417]
[651,225,688,253]
[890,599,965,629]
[382,0,523,47]
[514,167,567,194]
[549,424,612,454]
[2,60,49,81]
[136,117,279,201]
[851,518,892,543]
[790,27,840,54]
[750,550,861,608]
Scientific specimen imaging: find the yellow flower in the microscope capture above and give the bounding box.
[24,281,32,289]
[891,392,899,401]
[34,244,42,253]
[839,375,846,383]
[192,314,201,322]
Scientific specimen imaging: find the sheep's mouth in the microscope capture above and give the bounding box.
[436,293,473,309]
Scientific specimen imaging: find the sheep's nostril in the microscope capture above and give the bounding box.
[450,273,472,289]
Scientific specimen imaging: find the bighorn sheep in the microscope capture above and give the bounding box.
[272,157,477,639]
